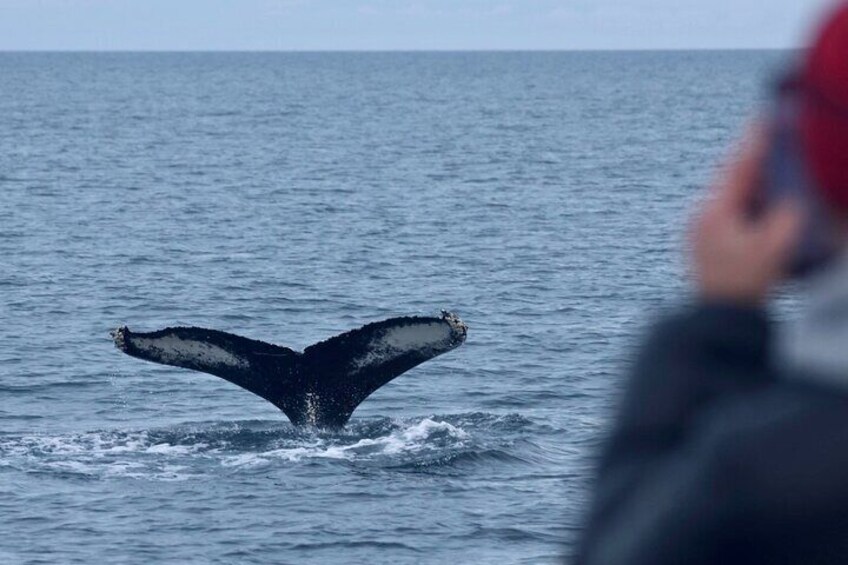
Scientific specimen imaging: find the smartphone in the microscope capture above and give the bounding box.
[760,83,840,277]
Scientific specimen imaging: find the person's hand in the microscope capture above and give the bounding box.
[691,129,803,306]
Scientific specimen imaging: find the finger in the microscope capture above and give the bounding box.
[714,123,769,215]
[760,201,803,264]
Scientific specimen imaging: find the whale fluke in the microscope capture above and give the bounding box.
[112,312,467,428]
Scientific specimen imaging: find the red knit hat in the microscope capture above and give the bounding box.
[801,2,848,209]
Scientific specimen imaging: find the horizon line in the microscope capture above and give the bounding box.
[0,47,798,54]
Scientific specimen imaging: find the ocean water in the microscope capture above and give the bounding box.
[0,51,784,564]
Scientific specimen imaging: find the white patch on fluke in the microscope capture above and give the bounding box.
[350,322,453,370]
[131,335,249,370]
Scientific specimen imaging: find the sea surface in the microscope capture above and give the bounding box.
[1,51,786,564]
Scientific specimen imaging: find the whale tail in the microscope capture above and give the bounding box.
[112,312,467,428]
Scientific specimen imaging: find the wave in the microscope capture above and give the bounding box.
[0,412,541,481]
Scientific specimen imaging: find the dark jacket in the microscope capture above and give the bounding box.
[575,303,848,565]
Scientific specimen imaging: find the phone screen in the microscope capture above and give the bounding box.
[762,95,839,276]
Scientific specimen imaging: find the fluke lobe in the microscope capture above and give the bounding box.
[112,312,467,428]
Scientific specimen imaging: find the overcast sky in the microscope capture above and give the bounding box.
[0,0,838,51]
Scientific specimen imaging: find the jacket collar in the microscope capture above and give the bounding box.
[779,250,848,387]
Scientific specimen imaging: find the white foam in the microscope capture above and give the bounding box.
[220,444,336,467]
[0,430,209,481]
[331,418,468,457]
[400,417,469,443]
[219,418,470,467]
[145,442,204,455]
[0,418,471,476]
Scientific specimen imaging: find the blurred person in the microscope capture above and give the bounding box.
[574,3,848,564]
